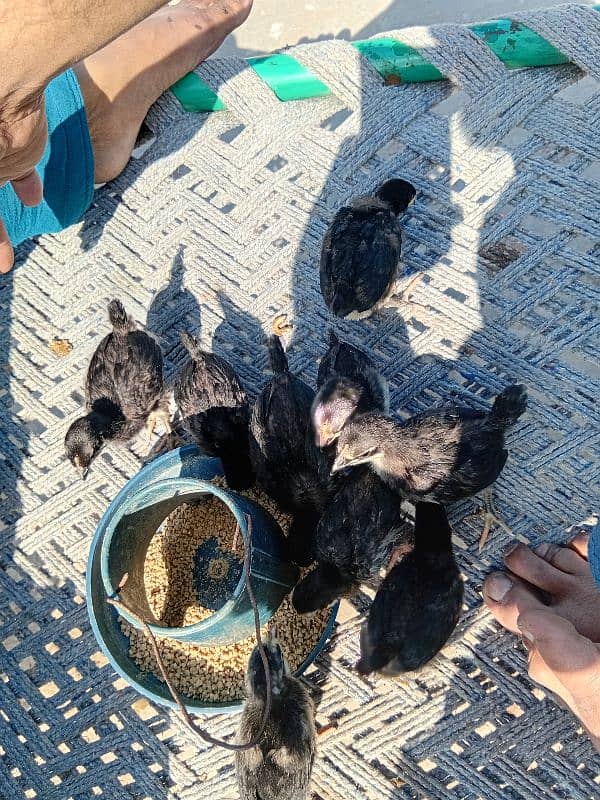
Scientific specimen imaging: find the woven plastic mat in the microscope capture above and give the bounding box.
[1,5,599,798]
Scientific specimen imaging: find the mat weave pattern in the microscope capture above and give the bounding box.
[1,5,600,798]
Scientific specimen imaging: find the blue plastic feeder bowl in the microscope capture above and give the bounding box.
[87,445,338,714]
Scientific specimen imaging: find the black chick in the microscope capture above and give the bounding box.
[357,502,463,675]
[312,330,389,449]
[292,467,409,613]
[320,178,417,319]
[236,634,316,800]
[332,384,528,549]
[173,331,253,490]
[64,299,167,478]
[249,337,327,565]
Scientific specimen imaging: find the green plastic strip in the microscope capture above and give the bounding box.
[171,71,225,112]
[470,18,568,68]
[353,38,443,83]
[247,53,331,101]
[171,5,600,112]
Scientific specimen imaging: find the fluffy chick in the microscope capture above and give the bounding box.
[236,634,316,800]
[320,178,417,319]
[174,331,253,490]
[312,330,389,449]
[249,337,327,565]
[357,502,463,675]
[332,385,527,547]
[292,467,408,613]
[64,299,167,478]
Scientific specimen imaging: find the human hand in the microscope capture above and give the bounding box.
[0,93,48,272]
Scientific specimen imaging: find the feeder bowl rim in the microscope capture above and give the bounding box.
[99,476,252,637]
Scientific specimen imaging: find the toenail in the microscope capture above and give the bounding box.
[504,542,520,558]
[535,543,550,559]
[485,573,513,603]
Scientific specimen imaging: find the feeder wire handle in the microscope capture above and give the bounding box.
[106,514,273,751]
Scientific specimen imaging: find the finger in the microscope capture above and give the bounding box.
[0,217,15,273]
[11,169,43,207]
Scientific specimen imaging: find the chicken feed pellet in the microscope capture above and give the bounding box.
[120,482,330,703]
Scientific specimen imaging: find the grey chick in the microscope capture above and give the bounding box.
[312,330,389,449]
[64,299,168,478]
[320,178,417,319]
[357,502,463,675]
[332,385,528,549]
[236,633,316,800]
[292,467,409,614]
[174,331,254,490]
[249,336,327,565]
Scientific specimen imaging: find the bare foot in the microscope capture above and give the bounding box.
[74,0,252,183]
[483,532,600,641]
[517,609,600,751]
[483,532,600,750]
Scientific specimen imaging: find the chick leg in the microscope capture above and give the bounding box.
[477,485,514,550]
[383,273,427,314]
[143,424,186,464]
[145,406,172,449]
[346,276,424,321]
[316,719,339,736]
[384,539,414,573]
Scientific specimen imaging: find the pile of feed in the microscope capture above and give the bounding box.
[119,482,331,703]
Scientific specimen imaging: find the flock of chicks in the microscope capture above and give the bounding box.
[64,178,527,800]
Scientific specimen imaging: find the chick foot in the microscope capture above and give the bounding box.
[476,486,514,550]
[383,273,426,316]
[341,274,425,321]
[146,405,172,449]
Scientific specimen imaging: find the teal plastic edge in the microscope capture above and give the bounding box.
[247,53,331,101]
[171,71,226,112]
[470,18,568,68]
[171,5,600,112]
[353,38,444,83]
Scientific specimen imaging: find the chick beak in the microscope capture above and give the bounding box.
[330,455,347,474]
[318,431,330,449]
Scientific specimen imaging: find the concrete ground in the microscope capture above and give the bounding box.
[218,0,595,58]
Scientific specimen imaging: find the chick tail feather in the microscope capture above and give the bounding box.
[179,330,203,360]
[490,384,527,429]
[292,563,355,613]
[375,178,417,216]
[107,299,132,334]
[356,623,388,675]
[267,335,289,374]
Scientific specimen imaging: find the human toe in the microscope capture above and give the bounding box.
[568,530,590,560]
[482,571,546,634]
[534,541,590,576]
[504,542,571,595]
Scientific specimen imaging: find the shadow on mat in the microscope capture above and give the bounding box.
[4,3,598,796]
